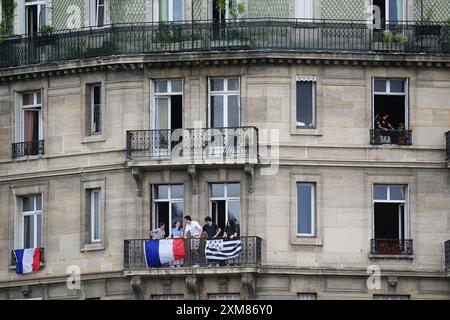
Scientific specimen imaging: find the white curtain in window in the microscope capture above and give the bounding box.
[296,0,314,21]
[389,0,405,23]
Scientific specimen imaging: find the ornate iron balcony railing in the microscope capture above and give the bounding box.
[371,239,413,255]
[124,237,261,270]
[0,19,449,68]
[446,131,450,161]
[12,140,45,158]
[445,240,450,271]
[370,130,412,146]
[126,127,259,163]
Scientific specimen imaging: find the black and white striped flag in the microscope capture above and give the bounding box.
[205,239,242,260]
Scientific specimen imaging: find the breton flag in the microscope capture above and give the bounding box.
[205,239,242,260]
[144,239,185,268]
[13,248,41,275]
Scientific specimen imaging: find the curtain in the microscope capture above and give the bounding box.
[160,0,169,21]
[389,0,404,23]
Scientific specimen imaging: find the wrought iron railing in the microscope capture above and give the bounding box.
[10,248,45,268]
[12,140,45,158]
[370,130,412,145]
[0,19,449,68]
[445,240,450,271]
[371,239,413,255]
[446,131,450,161]
[124,237,261,270]
[126,127,259,163]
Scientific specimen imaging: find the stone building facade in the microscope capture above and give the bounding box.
[0,0,449,300]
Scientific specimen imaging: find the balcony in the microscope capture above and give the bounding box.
[445,240,450,273]
[446,131,450,167]
[12,140,45,158]
[370,239,413,256]
[124,237,261,275]
[126,127,259,166]
[0,19,449,69]
[370,130,412,146]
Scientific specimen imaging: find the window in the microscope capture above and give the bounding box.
[152,294,184,300]
[24,0,47,34]
[296,77,316,128]
[372,185,410,255]
[153,185,184,237]
[297,293,317,300]
[209,78,240,128]
[373,294,410,300]
[295,0,314,21]
[89,189,102,243]
[88,84,102,134]
[210,183,240,233]
[372,78,409,145]
[208,293,241,300]
[21,195,43,249]
[15,91,43,157]
[212,0,242,22]
[158,0,183,22]
[296,183,315,237]
[373,0,406,27]
[95,0,105,27]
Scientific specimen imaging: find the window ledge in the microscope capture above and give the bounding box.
[12,155,44,162]
[291,128,323,136]
[369,254,414,260]
[81,243,105,252]
[82,136,106,144]
[291,237,323,246]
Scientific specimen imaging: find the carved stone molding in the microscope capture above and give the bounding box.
[188,165,199,195]
[241,274,256,300]
[218,277,228,294]
[244,164,255,193]
[186,275,200,300]
[131,168,143,197]
[161,278,171,295]
[131,276,144,300]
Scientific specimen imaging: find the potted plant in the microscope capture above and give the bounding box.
[394,33,408,50]
[397,123,406,145]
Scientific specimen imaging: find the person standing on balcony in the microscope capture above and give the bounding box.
[376,113,394,144]
[223,219,240,266]
[184,215,203,267]
[170,220,184,268]
[203,216,222,267]
[150,222,166,240]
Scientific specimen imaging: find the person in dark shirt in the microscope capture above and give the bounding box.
[377,113,394,131]
[203,216,221,239]
[223,219,239,240]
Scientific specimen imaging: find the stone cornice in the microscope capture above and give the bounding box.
[0,50,449,82]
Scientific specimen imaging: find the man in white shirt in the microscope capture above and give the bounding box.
[184,215,203,267]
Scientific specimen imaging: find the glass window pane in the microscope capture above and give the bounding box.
[227,95,240,127]
[156,185,169,199]
[36,195,42,211]
[374,80,386,92]
[227,183,240,198]
[36,214,42,248]
[390,186,405,200]
[390,80,405,93]
[24,215,34,248]
[296,82,314,127]
[23,196,33,212]
[171,202,184,229]
[227,79,239,91]
[170,185,184,199]
[228,201,240,227]
[171,80,182,93]
[93,191,101,240]
[22,93,33,106]
[373,185,388,200]
[211,184,225,198]
[159,0,169,21]
[211,96,224,128]
[155,98,169,129]
[297,184,314,235]
[173,0,183,21]
[93,86,101,105]
[36,91,41,105]
[155,80,168,93]
[211,79,224,91]
[97,4,104,26]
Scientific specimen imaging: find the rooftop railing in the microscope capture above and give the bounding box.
[0,19,449,68]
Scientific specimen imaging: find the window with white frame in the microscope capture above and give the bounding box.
[296,183,315,237]
[21,194,43,249]
[295,0,314,21]
[88,84,102,135]
[372,0,406,27]
[210,183,240,232]
[24,0,47,34]
[153,185,184,237]
[373,78,408,131]
[373,185,408,241]
[89,189,102,243]
[296,76,316,128]
[90,0,107,27]
[209,78,240,128]
[16,91,43,145]
[156,0,184,22]
[297,293,317,300]
[153,79,183,131]
[212,0,242,22]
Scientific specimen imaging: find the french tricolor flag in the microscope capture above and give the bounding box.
[13,248,41,275]
[144,239,185,268]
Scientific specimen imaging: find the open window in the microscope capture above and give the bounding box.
[371,78,411,145]
[372,185,412,255]
[210,183,240,233]
[24,0,47,34]
[372,0,406,28]
[153,185,184,237]
[155,0,184,22]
